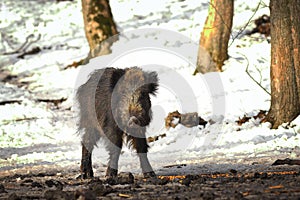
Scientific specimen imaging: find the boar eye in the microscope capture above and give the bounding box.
[130,95,135,102]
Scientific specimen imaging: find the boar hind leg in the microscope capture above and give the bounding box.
[81,144,94,179]
[105,134,123,178]
[80,128,99,179]
[133,137,156,178]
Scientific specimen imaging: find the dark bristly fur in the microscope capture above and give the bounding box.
[77,67,158,179]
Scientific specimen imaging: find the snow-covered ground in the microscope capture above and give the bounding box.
[0,0,299,176]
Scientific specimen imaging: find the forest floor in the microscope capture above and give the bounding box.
[0,163,300,200]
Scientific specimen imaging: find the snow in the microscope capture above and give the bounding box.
[0,0,299,175]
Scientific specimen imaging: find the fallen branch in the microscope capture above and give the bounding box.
[64,59,85,70]
[37,97,67,108]
[163,164,187,168]
[165,110,207,129]
[2,34,41,56]
[272,158,300,166]
[2,34,34,55]
[0,100,22,105]
[17,47,41,59]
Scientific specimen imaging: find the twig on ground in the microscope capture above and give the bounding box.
[2,34,41,56]
[17,47,41,59]
[64,59,85,70]
[2,34,34,55]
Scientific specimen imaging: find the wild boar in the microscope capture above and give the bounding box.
[77,67,158,179]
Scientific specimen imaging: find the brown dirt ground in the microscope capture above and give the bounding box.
[0,163,299,200]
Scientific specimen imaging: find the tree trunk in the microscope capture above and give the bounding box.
[195,0,233,74]
[81,0,118,59]
[265,0,300,129]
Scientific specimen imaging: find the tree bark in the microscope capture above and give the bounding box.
[266,0,300,129]
[195,0,233,73]
[81,0,118,59]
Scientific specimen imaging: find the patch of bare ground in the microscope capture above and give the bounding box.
[0,164,299,200]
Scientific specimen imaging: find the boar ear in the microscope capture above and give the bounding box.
[145,71,159,95]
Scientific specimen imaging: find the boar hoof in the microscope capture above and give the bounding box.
[105,166,118,178]
[80,170,94,179]
[143,171,156,178]
[77,172,93,179]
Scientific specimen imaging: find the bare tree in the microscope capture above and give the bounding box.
[81,0,118,59]
[265,0,300,129]
[195,0,233,74]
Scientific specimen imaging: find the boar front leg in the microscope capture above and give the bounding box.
[106,148,121,178]
[105,134,122,178]
[134,137,156,178]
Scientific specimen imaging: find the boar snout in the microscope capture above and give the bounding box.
[127,116,139,127]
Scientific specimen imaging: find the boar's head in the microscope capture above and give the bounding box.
[112,67,158,133]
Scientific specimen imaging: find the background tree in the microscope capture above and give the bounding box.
[81,0,118,59]
[195,0,233,74]
[265,0,300,129]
